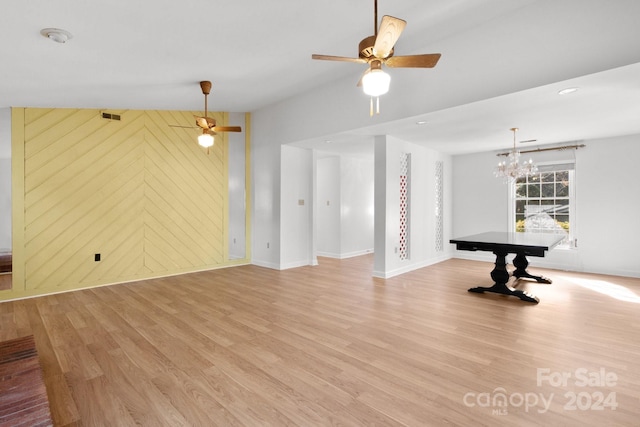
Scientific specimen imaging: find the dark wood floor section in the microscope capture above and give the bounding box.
[0,335,53,427]
[1,256,639,426]
[0,274,10,292]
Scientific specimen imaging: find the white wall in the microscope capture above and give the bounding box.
[250,108,282,268]
[0,108,10,250]
[280,145,313,269]
[227,112,246,259]
[316,156,341,257]
[339,155,375,257]
[316,154,375,259]
[452,150,511,239]
[451,133,640,278]
[576,134,640,277]
[374,136,452,278]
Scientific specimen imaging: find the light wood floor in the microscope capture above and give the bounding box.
[1,256,639,426]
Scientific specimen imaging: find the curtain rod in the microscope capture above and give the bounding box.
[497,143,586,157]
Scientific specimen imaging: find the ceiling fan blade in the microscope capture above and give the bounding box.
[312,54,367,63]
[373,15,406,59]
[385,53,441,68]
[194,116,209,129]
[212,126,242,132]
[169,124,196,129]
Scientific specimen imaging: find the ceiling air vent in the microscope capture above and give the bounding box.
[101,112,121,121]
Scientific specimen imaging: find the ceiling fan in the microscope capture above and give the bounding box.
[170,80,241,152]
[312,0,441,115]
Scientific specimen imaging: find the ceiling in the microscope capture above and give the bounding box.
[299,62,640,157]
[2,0,640,157]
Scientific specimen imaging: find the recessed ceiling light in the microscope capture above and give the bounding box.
[558,87,578,95]
[324,140,333,144]
[40,28,73,44]
[416,120,428,125]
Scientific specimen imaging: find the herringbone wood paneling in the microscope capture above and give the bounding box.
[17,108,233,294]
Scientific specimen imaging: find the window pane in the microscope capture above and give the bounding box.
[524,200,540,217]
[556,182,569,197]
[512,168,573,248]
[556,171,569,183]
[541,172,554,183]
[541,183,555,197]
[556,215,570,233]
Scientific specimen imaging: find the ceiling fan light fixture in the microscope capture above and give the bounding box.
[198,132,214,148]
[362,69,390,97]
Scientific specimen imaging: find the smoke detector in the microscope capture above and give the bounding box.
[40,28,73,43]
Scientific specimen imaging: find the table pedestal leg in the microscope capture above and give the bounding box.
[468,251,539,303]
[512,253,552,284]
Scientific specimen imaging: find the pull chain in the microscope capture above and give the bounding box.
[369,96,381,116]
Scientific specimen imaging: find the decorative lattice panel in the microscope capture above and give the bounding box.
[435,161,444,252]
[399,153,411,260]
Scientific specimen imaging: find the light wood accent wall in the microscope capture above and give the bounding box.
[5,108,248,300]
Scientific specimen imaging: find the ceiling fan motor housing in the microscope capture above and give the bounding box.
[359,35,393,60]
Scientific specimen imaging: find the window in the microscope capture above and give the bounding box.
[512,163,574,248]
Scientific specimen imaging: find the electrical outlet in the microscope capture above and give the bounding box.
[94,253,101,262]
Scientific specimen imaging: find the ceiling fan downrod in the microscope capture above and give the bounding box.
[200,80,212,116]
[374,0,378,35]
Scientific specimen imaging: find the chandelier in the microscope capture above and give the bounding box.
[494,127,537,181]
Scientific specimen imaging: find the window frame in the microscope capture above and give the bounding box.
[508,161,576,249]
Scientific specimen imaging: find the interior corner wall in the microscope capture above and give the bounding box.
[316,154,375,259]
[4,107,243,301]
[374,135,452,278]
[339,155,374,258]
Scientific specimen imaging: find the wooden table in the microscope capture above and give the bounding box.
[450,232,565,303]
